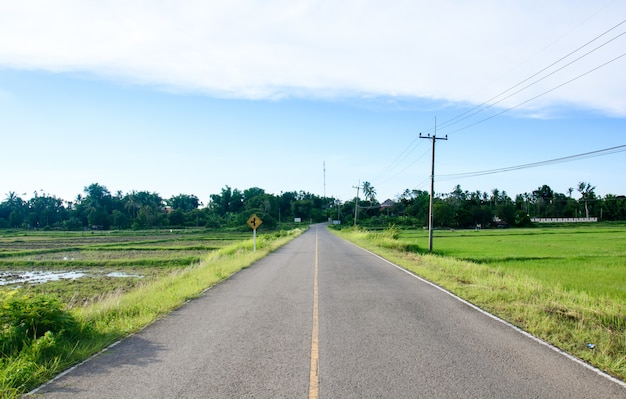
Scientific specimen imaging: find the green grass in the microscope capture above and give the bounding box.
[403,226,626,301]
[334,224,626,382]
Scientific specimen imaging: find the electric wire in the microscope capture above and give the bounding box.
[438,28,626,135]
[367,13,625,193]
[377,49,625,187]
[437,145,626,181]
[445,52,626,135]
[371,135,424,182]
[375,147,430,185]
[429,20,625,135]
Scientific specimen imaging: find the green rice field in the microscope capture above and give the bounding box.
[403,225,626,301]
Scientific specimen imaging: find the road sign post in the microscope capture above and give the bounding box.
[246,214,263,251]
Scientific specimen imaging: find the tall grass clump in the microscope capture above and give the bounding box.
[0,228,304,398]
[348,224,420,253]
[0,290,84,398]
[334,226,626,382]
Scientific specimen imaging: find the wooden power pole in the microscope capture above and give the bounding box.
[420,123,447,252]
[352,181,360,226]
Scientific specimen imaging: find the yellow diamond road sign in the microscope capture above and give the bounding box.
[247,214,262,230]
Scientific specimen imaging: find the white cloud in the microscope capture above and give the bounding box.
[1,0,624,114]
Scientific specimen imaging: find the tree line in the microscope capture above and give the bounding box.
[382,182,626,229]
[0,181,624,231]
[0,183,334,230]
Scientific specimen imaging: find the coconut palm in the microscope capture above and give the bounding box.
[362,181,377,203]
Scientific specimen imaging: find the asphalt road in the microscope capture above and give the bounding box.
[30,225,625,398]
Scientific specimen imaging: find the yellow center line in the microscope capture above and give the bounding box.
[308,228,320,399]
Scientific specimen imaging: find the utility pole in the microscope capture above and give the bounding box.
[323,161,327,222]
[323,161,326,199]
[420,120,447,252]
[352,181,360,226]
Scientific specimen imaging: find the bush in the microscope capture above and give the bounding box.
[0,290,78,357]
[382,224,400,240]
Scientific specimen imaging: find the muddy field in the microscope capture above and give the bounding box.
[0,229,249,306]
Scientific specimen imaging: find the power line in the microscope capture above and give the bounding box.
[374,147,430,185]
[437,145,626,181]
[367,15,625,193]
[376,50,625,188]
[431,20,626,135]
[372,135,424,182]
[444,52,626,135]
[438,28,626,135]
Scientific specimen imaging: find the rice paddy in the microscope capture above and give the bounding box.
[0,229,251,305]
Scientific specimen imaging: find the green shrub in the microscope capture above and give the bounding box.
[383,224,401,240]
[0,290,78,357]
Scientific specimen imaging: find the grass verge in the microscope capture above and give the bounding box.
[0,228,304,398]
[333,226,626,382]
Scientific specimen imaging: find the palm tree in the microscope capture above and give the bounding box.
[362,181,377,203]
[522,192,531,214]
[577,182,596,218]
[4,192,23,211]
[481,192,489,204]
[5,191,18,203]
[490,188,500,208]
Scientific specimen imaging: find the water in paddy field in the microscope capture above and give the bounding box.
[0,270,143,286]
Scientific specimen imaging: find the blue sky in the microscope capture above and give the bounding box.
[1,1,624,205]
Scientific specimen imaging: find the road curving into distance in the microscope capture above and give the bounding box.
[30,224,625,398]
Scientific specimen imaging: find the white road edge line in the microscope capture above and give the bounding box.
[26,339,124,395]
[343,237,626,390]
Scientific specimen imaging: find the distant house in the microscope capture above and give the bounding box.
[380,199,395,209]
[492,216,509,228]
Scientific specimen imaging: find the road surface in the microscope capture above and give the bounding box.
[30,225,625,398]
